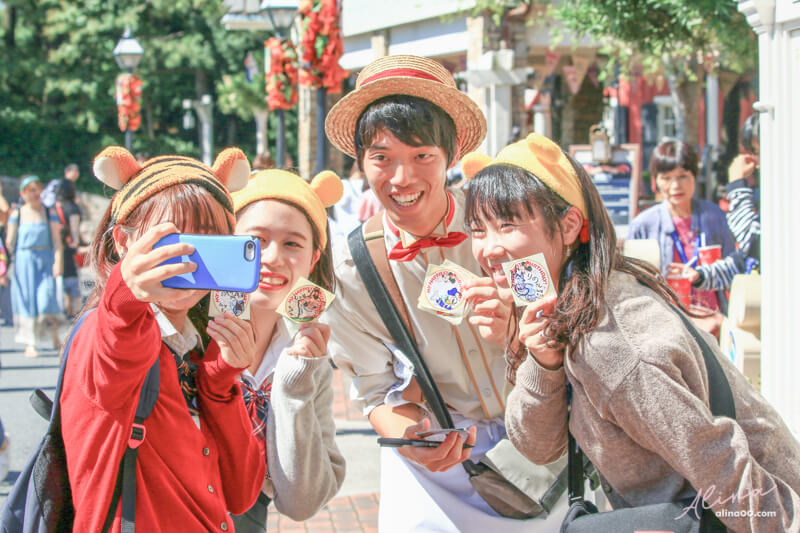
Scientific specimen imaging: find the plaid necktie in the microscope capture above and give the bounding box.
[171,348,200,417]
[240,377,272,442]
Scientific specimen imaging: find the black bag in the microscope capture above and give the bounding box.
[0,310,160,533]
[348,221,567,520]
[560,307,731,533]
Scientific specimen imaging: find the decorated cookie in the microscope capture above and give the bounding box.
[501,253,556,307]
[209,290,251,320]
[417,260,479,325]
[277,277,335,323]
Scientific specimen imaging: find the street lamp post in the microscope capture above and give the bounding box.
[182,95,215,166]
[261,0,298,168]
[113,28,144,152]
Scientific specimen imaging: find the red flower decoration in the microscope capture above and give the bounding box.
[116,73,142,132]
[297,0,348,94]
[266,37,299,111]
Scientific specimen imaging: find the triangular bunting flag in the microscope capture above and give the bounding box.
[544,50,561,77]
[563,65,581,94]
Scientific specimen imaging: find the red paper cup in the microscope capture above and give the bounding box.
[667,274,691,308]
[697,245,721,266]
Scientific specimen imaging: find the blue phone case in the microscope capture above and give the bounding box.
[154,234,260,292]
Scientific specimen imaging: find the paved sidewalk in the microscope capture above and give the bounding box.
[267,492,379,532]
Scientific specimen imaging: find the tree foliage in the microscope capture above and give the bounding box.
[0,0,288,191]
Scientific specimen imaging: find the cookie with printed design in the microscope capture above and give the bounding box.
[501,253,556,307]
[277,277,335,323]
[417,260,479,325]
[425,269,465,312]
[209,290,251,320]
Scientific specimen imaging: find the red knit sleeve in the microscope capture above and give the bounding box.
[74,262,162,412]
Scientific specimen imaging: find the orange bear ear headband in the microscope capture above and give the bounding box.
[461,132,590,243]
[93,146,250,225]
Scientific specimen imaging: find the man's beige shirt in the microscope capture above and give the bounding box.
[326,188,507,421]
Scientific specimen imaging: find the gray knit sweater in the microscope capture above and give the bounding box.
[506,271,800,533]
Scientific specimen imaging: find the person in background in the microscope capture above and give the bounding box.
[463,132,800,533]
[41,163,79,210]
[726,113,760,262]
[54,179,84,319]
[627,141,736,317]
[7,175,62,358]
[329,162,368,242]
[0,180,12,326]
[251,152,275,174]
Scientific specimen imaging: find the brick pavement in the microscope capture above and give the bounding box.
[267,492,379,532]
[267,367,380,532]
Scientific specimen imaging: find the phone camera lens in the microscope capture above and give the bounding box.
[244,240,256,261]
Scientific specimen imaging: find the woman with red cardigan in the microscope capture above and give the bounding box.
[60,147,265,532]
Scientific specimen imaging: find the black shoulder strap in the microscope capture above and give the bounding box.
[101,349,161,533]
[347,222,482,477]
[566,304,737,504]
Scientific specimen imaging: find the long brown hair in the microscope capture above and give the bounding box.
[83,183,234,314]
[465,155,692,354]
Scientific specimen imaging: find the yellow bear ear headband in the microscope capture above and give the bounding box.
[461,132,590,243]
[93,146,250,226]
[232,168,344,248]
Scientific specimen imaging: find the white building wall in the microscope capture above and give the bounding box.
[739,0,800,439]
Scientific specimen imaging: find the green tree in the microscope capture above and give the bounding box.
[0,0,292,191]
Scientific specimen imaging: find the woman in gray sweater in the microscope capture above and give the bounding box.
[460,132,800,533]
[229,169,347,531]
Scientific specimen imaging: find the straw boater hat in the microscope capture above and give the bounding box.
[325,55,487,159]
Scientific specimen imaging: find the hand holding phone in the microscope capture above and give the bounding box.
[154,233,260,292]
[120,222,198,303]
[377,437,473,449]
[395,418,477,473]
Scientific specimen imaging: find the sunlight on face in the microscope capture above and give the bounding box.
[235,199,320,311]
[469,204,566,289]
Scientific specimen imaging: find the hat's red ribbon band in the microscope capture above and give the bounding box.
[362,68,442,86]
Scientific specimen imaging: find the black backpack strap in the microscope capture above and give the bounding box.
[347,223,482,477]
[101,354,161,533]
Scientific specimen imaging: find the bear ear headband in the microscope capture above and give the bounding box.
[307,170,343,208]
[93,146,250,193]
[461,132,590,243]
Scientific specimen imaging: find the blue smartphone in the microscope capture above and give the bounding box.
[153,234,260,292]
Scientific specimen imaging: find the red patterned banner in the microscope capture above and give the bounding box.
[297,0,349,93]
[116,73,142,132]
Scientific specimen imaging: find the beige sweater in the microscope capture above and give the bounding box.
[506,271,800,533]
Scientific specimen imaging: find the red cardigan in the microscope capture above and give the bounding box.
[61,264,265,532]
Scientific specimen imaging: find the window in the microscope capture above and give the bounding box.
[653,95,677,141]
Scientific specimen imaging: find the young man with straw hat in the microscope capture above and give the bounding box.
[324,55,566,532]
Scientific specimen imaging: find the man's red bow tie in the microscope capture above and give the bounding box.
[385,191,466,261]
[388,232,468,261]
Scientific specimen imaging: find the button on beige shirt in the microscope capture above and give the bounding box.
[326,188,508,421]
